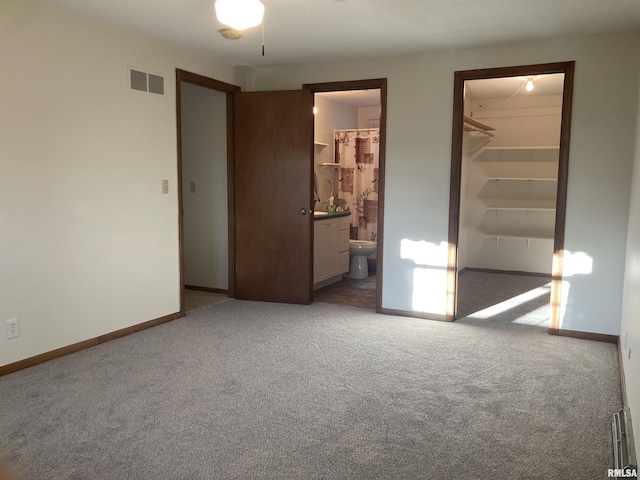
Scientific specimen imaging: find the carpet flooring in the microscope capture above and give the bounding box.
[0,299,621,479]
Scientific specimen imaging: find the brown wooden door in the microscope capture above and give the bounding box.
[233,90,314,304]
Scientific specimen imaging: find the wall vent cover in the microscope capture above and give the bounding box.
[612,408,637,478]
[129,67,164,96]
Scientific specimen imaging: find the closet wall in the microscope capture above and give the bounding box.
[181,83,228,289]
[460,94,563,274]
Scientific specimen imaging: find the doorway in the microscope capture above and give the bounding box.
[176,70,239,316]
[176,75,386,312]
[304,79,388,312]
[448,62,574,333]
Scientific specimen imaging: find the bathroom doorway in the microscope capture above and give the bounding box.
[304,79,387,311]
[448,62,575,331]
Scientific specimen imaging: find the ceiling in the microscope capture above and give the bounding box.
[42,0,640,69]
[314,74,563,109]
[317,90,381,107]
[466,74,565,99]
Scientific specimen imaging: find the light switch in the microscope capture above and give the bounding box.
[190,181,196,193]
[162,179,169,194]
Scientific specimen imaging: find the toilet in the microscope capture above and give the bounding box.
[346,240,377,279]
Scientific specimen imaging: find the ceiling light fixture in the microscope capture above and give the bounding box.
[219,28,243,40]
[214,0,265,31]
[525,76,535,92]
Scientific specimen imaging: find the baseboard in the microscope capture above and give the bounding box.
[378,307,450,322]
[618,338,629,408]
[464,267,551,278]
[548,327,618,344]
[458,267,468,275]
[185,285,228,294]
[0,312,181,377]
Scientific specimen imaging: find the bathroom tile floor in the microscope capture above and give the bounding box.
[313,275,377,310]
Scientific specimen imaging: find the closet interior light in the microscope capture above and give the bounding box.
[214,0,264,31]
[525,77,535,92]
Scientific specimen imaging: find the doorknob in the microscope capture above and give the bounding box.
[299,208,307,215]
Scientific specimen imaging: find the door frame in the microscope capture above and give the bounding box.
[175,69,241,317]
[303,78,388,313]
[447,61,575,332]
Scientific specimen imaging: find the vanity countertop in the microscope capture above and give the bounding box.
[313,211,351,221]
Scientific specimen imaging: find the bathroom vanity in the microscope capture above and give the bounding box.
[313,211,351,289]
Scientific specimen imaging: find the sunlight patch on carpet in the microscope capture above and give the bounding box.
[466,283,551,326]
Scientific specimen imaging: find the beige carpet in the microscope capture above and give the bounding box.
[0,299,621,479]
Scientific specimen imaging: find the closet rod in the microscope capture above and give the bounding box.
[463,115,495,132]
[464,124,495,137]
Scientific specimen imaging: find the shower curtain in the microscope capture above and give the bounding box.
[334,129,380,241]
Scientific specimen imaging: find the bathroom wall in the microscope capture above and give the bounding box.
[314,95,358,210]
[358,106,381,129]
[181,83,228,290]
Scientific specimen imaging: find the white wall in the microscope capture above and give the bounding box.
[251,31,640,333]
[619,75,640,463]
[181,83,228,290]
[313,95,357,210]
[0,1,245,366]
[358,106,381,129]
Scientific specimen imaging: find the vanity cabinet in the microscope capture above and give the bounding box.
[314,214,351,289]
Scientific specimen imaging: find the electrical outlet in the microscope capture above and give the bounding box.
[162,179,169,194]
[6,318,19,339]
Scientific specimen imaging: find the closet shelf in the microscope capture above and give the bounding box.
[314,142,330,147]
[484,199,556,211]
[484,232,554,240]
[487,177,557,182]
[483,146,559,150]
[319,162,340,166]
[463,116,495,137]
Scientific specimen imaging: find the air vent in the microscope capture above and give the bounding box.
[148,74,164,95]
[128,67,164,96]
[612,408,637,478]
